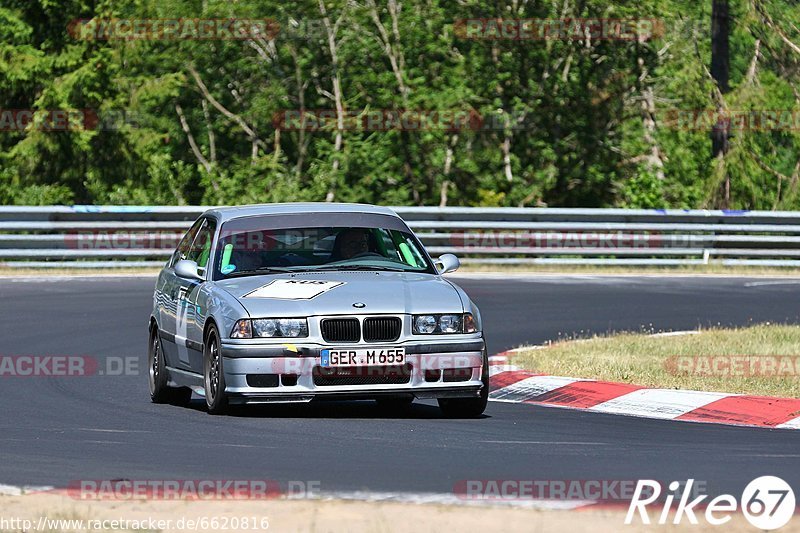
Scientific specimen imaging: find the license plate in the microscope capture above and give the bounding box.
[320,347,406,367]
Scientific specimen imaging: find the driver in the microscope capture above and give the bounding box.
[332,228,371,260]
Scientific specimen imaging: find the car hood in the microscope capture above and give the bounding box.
[213,271,464,317]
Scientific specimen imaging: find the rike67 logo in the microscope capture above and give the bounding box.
[626,477,795,530]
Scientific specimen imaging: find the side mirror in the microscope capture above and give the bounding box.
[435,253,460,274]
[174,259,204,281]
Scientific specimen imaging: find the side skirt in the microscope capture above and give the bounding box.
[166,366,203,389]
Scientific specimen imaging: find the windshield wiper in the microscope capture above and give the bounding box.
[311,264,407,272]
[225,266,296,278]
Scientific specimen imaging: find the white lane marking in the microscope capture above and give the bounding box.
[776,416,800,430]
[745,280,800,287]
[499,347,534,353]
[0,484,55,496]
[0,484,24,496]
[448,273,797,280]
[1,274,156,282]
[478,441,613,445]
[648,330,700,337]
[490,375,584,402]
[74,428,152,434]
[589,389,732,419]
[0,428,152,434]
[733,454,800,457]
[217,444,276,449]
[492,331,697,362]
[488,364,521,376]
[314,491,596,510]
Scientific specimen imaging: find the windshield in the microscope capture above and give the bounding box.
[213,223,435,279]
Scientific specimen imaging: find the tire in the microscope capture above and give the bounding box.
[437,348,489,418]
[203,324,229,415]
[148,326,192,406]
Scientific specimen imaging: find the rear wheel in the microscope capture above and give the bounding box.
[203,324,229,415]
[148,326,192,406]
[437,348,489,418]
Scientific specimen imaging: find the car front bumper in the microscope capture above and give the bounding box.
[219,339,486,404]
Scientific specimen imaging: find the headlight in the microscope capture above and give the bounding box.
[439,314,462,333]
[414,315,438,334]
[412,313,477,334]
[276,318,306,338]
[230,318,308,339]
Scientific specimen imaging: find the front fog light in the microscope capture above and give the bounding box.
[414,315,437,334]
[439,314,462,333]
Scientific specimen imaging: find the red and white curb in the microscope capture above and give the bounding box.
[488,351,800,430]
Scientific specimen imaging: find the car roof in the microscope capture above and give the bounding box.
[202,203,400,223]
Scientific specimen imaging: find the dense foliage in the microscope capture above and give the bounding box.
[0,0,798,208]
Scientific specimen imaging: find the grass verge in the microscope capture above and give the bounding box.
[510,324,800,398]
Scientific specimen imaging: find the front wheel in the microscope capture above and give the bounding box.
[148,327,192,406]
[203,324,229,415]
[437,348,489,418]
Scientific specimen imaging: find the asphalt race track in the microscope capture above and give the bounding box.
[2,274,800,500]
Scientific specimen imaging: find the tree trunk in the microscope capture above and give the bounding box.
[711,0,731,206]
[318,0,345,202]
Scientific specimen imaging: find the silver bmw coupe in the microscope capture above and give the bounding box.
[148,203,488,416]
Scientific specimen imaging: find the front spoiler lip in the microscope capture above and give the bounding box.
[226,386,483,404]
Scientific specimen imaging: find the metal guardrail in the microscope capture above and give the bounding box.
[2,205,800,268]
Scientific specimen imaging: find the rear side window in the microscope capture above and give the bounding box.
[169,219,203,268]
[187,218,217,271]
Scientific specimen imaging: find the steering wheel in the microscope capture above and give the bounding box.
[351,251,382,259]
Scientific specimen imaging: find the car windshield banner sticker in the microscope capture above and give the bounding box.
[243,279,345,300]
